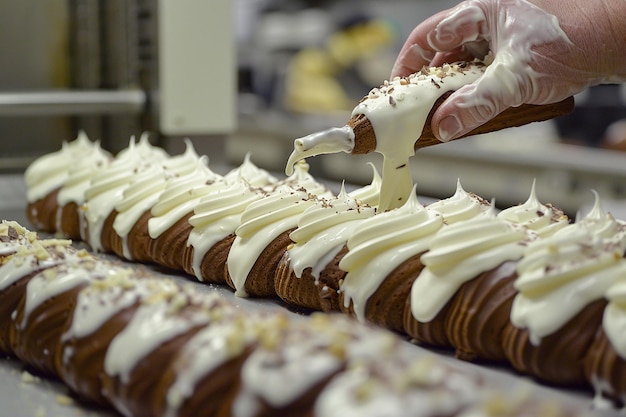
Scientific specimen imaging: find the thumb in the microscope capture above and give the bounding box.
[432,82,507,142]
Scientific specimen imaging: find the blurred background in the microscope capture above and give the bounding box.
[1,0,625,218]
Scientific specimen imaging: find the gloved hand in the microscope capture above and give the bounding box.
[391,0,626,142]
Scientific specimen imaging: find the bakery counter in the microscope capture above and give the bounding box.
[228,111,626,217]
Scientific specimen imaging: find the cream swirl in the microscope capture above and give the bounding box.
[497,180,569,237]
[411,206,530,323]
[426,180,489,224]
[227,162,332,297]
[511,207,626,345]
[82,137,169,251]
[25,131,110,202]
[147,156,222,240]
[574,190,626,240]
[187,181,265,280]
[224,153,278,187]
[113,141,201,259]
[339,188,444,321]
[288,185,376,280]
[55,139,112,207]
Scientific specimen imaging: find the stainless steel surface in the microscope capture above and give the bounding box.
[0,90,146,116]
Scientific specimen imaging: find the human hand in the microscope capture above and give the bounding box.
[391,0,626,142]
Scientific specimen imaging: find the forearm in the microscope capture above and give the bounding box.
[531,0,626,83]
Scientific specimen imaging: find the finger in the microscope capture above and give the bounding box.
[431,82,506,142]
[427,1,489,52]
[391,1,490,78]
[391,43,436,78]
[390,9,456,77]
[430,48,476,67]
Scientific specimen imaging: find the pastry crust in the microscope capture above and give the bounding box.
[348,95,575,154]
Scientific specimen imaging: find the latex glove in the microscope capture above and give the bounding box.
[391,0,626,142]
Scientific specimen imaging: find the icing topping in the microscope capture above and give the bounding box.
[25,131,111,202]
[426,179,489,224]
[164,312,260,417]
[511,203,626,345]
[62,274,173,340]
[353,63,485,211]
[227,162,332,296]
[411,206,530,322]
[183,155,278,279]
[147,156,222,240]
[82,136,169,251]
[55,139,112,207]
[573,190,625,240]
[224,153,278,187]
[314,354,478,417]
[340,188,443,321]
[113,141,207,252]
[497,181,569,236]
[288,185,376,279]
[187,182,264,280]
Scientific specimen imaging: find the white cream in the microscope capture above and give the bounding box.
[345,163,382,207]
[164,314,257,417]
[55,139,112,232]
[411,206,530,323]
[62,275,176,340]
[187,182,265,280]
[286,63,485,212]
[340,188,443,321]
[511,205,626,345]
[82,136,169,251]
[497,180,569,237]
[25,131,109,203]
[113,140,206,257]
[184,157,277,281]
[147,157,222,240]
[227,162,331,297]
[20,256,97,326]
[314,355,478,417]
[426,179,489,224]
[103,298,210,384]
[285,126,355,176]
[287,185,376,280]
